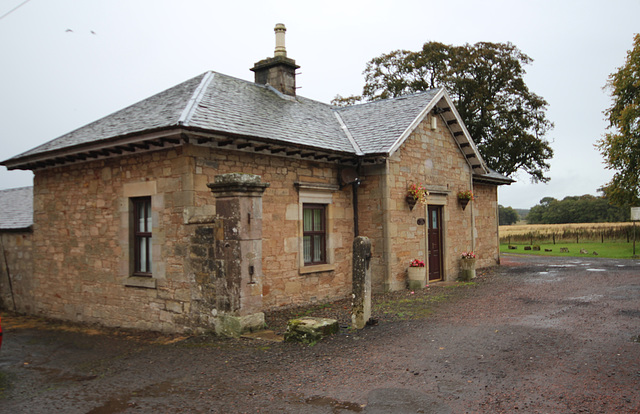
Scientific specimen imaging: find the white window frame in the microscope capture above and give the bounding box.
[297,185,337,274]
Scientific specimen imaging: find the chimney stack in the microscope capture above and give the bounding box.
[251,23,300,96]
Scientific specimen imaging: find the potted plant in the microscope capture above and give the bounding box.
[406,183,428,211]
[460,251,476,281]
[457,190,474,210]
[407,259,427,289]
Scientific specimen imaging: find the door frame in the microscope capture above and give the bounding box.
[424,195,448,281]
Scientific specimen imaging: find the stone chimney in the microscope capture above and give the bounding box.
[251,23,300,96]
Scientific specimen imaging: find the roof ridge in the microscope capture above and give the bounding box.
[178,71,215,126]
[0,186,33,193]
[335,88,443,110]
[333,111,363,156]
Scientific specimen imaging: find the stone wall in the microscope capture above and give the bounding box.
[189,145,354,309]
[472,183,500,268]
[31,147,196,332]
[358,113,480,289]
[0,231,33,312]
[27,144,354,332]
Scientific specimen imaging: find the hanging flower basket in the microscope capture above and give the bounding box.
[407,183,428,211]
[457,190,474,210]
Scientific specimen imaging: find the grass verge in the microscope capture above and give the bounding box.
[500,242,640,259]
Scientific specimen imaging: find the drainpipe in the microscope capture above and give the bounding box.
[352,160,363,237]
[382,159,392,291]
[470,173,475,254]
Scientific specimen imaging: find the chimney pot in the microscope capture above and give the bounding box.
[274,23,287,57]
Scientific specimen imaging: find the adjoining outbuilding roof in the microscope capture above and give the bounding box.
[0,186,33,230]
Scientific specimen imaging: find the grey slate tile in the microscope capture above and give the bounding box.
[0,186,33,230]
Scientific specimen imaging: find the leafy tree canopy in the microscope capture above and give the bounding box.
[499,205,520,225]
[526,194,629,224]
[597,34,640,207]
[333,41,554,182]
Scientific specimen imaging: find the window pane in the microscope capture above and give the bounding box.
[139,238,147,273]
[138,211,146,232]
[303,235,311,263]
[313,208,322,231]
[431,210,438,229]
[303,209,313,232]
[146,201,152,232]
[147,238,152,271]
[313,235,323,262]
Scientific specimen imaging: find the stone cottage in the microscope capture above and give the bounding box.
[1,24,512,333]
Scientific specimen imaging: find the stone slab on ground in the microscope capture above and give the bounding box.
[284,316,339,344]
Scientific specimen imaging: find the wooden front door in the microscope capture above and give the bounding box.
[427,205,443,281]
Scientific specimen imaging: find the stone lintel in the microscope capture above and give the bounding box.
[294,182,340,192]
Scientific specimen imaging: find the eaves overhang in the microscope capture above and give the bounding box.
[472,172,515,186]
[386,89,489,175]
[1,126,362,171]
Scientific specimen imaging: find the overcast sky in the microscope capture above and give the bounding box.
[1,0,638,209]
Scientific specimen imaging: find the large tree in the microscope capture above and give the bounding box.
[526,194,629,224]
[333,41,554,182]
[597,34,640,207]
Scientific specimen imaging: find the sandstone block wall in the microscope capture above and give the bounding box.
[472,183,500,268]
[27,144,354,332]
[190,145,354,309]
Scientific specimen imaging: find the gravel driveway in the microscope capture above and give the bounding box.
[1,254,639,413]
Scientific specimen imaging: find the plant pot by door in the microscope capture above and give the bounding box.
[460,258,476,281]
[407,266,426,289]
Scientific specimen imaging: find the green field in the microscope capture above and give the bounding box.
[500,242,640,259]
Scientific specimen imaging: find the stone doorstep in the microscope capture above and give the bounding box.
[240,329,284,342]
[427,280,459,287]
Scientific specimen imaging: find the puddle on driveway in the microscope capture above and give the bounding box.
[86,380,178,414]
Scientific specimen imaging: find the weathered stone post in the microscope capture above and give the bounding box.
[207,173,269,336]
[352,236,372,329]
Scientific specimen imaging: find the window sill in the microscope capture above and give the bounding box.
[124,276,157,289]
[299,263,335,275]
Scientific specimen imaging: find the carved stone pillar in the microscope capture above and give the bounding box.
[207,173,269,336]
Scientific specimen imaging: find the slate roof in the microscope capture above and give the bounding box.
[336,90,441,154]
[1,70,511,183]
[3,72,444,164]
[0,187,33,230]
